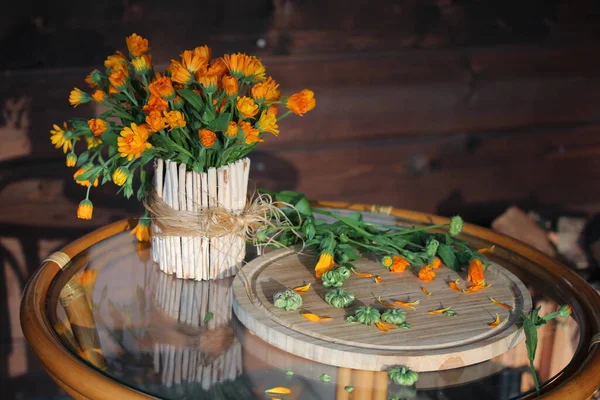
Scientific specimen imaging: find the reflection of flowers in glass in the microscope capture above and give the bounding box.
[131,218,151,242]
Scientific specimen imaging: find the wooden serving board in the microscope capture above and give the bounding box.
[233,247,532,372]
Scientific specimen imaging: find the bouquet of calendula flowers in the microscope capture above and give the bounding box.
[50,33,315,237]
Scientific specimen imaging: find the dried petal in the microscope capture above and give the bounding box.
[301,313,332,322]
[293,283,311,294]
[489,313,501,328]
[352,269,373,278]
[447,279,462,292]
[489,297,513,310]
[265,386,292,395]
[421,286,432,296]
[478,245,496,254]
[373,275,383,284]
[462,282,491,293]
[377,296,398,308]
[393,299,420,310]
[428,306,452,314]
[375,321,397,332]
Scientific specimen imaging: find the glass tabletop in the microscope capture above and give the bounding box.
[47,215,579,400]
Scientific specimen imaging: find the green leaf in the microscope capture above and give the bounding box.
[75,167,100,181]
[203,312,214,323]
[208,112,231,132]
[201,106,216,124]
[437,244,458,271]
[523,317,538,361]
[177,89,204,111]
[294,197,313,217]
[76,152,89,167]
[102,130,118,147]
[140,149,156,166]
[111,105,135,121]
[345,211,364,222]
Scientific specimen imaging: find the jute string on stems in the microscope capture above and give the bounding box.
[145,189,303,300]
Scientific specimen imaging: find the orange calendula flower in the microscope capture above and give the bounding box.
[126,33,149,57]
[108,85,119,95]
[314,253,335,279]
[447,279,461,292]
[255,109,279,135]
[77,199,93,220]
[143,94,169,114]
[263,77,282,101]
[377,297,398,308]
[421,286,432,296]
[467,259,485,286]
[236,96,259,119]
[222,75,239,96]
[293,283,311,294]
[375,321,397,332]
[393,299,420,310]
[250,82,268,101]
[428,306,452,315]
[429,257,442,269]
[87,118,108,136]
[148,75,175,101]
[390,255,410,272]
[207,57,228,79]
[132,54,152,74]
[104,51,127,70]
[130,219,151,242]
[145,111,167,132]
[489,297,513,310]
[301,313,332,322]
[69,88,90,107]
[91,90,106,102]
[50,122,72,153]
[199,72,219,93]
[489,314,501,328]
[223,53,250,78]
[198,128,216,148]
[163,110,186,130]
[169,60,193,85]
[265,387,292,395]
[74,167,99,187]
[109,68,129,92]
[285,89,316,116]
[181,46,211,74]
[418,266,436,283]
[351,270,373,278]
[85,70,102,88]
[117,123,152,160]
[243,55,266,81]
[225,121,239,138]
[239,120,262,144]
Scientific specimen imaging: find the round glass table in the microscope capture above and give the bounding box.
[20,204,600,399]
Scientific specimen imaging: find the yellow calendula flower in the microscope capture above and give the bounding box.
[263,77,282,101]
[163,110,186,130]
[236,96,259,119]
[250,82,268,101]
[66,153,77,167]
[132,54,152,74]
[85,136,102,149]
[73,167,99,187]
[169,60,193,85]
[91,90,107,102]
[181,46,211,73]
[109,68,129,92]
[314,253,335,279]
[77,199,94,220]
[104,51,127,70]
[117,123,152,160]
[112,167,128,186]
[225,121,238,138]
[239,121,262,144]
[223,53,249,78]
[69,88,91,107]
[198,128,216,148]
[130,218,151,242]
[255,109,279,135]
[126,33,149,57]
[222,75,238,96]
[243,56,266,81]
[148,75,175,101]
[286,89,316,116]
[145,111,166,132]
[50,122,72,153]
[87,118,108,136]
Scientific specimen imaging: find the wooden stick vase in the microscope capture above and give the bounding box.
[151,158,250,280]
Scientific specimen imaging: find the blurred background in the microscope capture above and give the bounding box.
[2,0,600,398]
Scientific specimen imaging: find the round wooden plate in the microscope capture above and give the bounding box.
[233,247,532,372]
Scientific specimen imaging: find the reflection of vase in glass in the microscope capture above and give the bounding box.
[150,266,242,388]
[151,158,250,281]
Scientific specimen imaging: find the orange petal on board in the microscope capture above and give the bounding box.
[489,313,501,328]
[421,286,432,296]
[447,279,462,292]
[377,296,398,308]
[301,313,332,322]
[489,297,513,310]
[375,321,397,332]
[293,283,311,294]
[393,300,420,310]
[428,306,452,314]
[462,282,491,293]
[373,275,383,284]
[265,387,292,395]
[352,270,373,278]
[478,245,496,254]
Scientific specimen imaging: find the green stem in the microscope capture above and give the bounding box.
[529,359,540,394]
[123,89,138,106]
[277,110,293,121]
[312,209,374,238]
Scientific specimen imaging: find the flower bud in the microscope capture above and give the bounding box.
[449,215,464,236]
